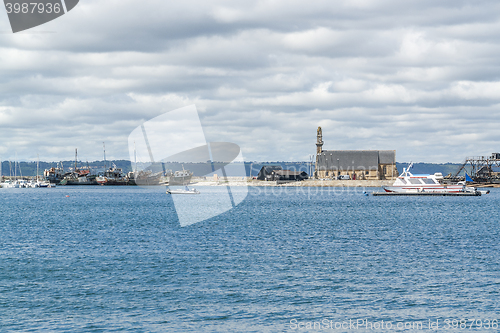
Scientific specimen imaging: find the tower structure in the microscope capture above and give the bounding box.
[314,126,324,178]
[316,126,323,155]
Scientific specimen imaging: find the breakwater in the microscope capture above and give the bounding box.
[192,177,395,187]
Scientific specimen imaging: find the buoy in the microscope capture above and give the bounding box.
[66,195,70,197]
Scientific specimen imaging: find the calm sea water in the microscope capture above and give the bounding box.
[0,186,499,332]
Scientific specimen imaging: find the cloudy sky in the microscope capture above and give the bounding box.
[1,0,500,163]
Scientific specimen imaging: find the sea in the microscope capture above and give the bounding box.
[0,186,499,332]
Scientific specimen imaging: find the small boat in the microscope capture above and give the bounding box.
[161,167,194,186]
[130,170,164,186]
[31,180,54,188]
[0,179,20,188]
[383,163,481,194]
[96,164,129,186]
[60,172,97,186]
[166,186,200,194]
[44,165,64,184]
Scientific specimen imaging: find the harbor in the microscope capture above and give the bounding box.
[1,130,499,190]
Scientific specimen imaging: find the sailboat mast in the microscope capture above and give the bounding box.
[103,142,106,170]
[74,148,78,173]
[134,141,137,174]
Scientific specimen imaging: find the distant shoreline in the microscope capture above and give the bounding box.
[190,178,500,188]
[1,160,466,178]
[2,176,498,188]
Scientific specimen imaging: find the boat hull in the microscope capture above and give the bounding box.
[166,189,199,194]
[167,174,193,186]
[383,185,465,193]
[374,191,481,196]
[96,178,129,186]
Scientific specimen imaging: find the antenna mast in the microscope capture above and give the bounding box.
[134,141,137,174]
[103,142,106,170]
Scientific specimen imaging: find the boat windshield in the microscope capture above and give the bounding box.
[422,179,437,184]
[408,178,422,185]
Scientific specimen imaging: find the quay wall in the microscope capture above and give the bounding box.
[192,177,394,187]
[192,177,500,188]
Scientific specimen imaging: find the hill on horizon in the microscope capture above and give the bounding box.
[1,160,465,178]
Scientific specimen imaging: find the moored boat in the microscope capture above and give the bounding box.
[129,170,164,186]
[44,165,64,184]
[60,170,98,186]
[383,163,479,194]
[96,165,129,185]
[163,167,193,186]
[166,186,200,194]
[0,179,20,188]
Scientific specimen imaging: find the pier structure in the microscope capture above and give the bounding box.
[451,153,500,182]
[372,191,482,196]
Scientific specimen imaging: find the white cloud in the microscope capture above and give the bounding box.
[1,0,500,163]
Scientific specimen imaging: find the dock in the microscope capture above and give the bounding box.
[372,191,481,196]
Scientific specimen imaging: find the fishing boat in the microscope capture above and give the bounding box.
[382,163,480,194]
[44,164,64,184]
[59,150,98,185]
[163,167,193,186]
[129,170,164,186]
[166,186,200,194]
[60,168,97,186]
[96,164,129,185]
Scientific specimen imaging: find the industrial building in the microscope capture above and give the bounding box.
[314,127,397,180]
[273,170,309,182]
[257,166,308,182]
[257,165,283,181]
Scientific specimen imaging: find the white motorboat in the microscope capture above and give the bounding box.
[31,180,53,188]
[166,186,200,194]
[383,163,477,194]
[0,180,20,188]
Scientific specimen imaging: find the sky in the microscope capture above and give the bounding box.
[1,0,500,163]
